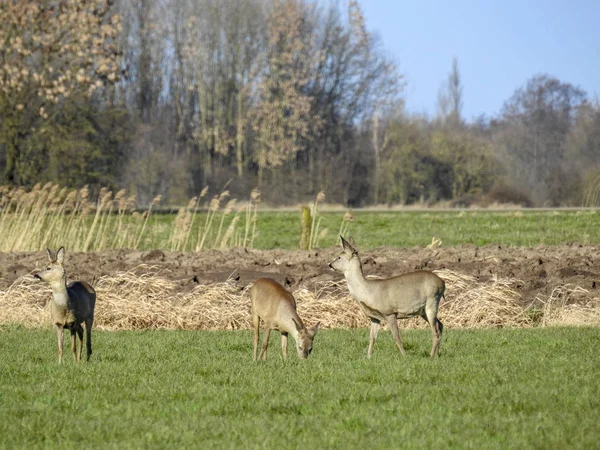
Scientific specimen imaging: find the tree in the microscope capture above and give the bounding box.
[564,99,600,205]
[252,0,321,185]
[430,131,497,201]
[437,57,463,127]
[496,74,586,205]
[0,0,123,185]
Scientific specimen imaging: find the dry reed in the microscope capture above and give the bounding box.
[2,268,598,331]
[535,284,600,326]
[0,184,261,252]
[337,210,354,240]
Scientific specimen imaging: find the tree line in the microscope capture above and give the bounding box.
[1,0,599,207]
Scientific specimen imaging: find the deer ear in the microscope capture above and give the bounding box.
[56,247,65,264]
[46,248,54,261]
[292,317,303,332]
[310,322,320,336]
[340,235,352,251]
[342,236,357,253]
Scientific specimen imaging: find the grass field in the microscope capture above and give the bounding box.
[251,209,600,249]
[1,326,598,449]
[147,209,600,250]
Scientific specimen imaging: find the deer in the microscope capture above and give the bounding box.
[34,247,96,363]
[251,278,320,361]
[329,236,445,358]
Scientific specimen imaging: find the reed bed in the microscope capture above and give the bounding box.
[0,183,261,252]
[1,268,598,330]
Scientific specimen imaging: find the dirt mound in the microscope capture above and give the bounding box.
[1,244,599,305]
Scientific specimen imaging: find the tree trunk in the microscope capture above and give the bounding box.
[236,93,244,178]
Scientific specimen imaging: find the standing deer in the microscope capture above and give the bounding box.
[329,236,445,358]
[251,278,320,361]
[34,247,96,363]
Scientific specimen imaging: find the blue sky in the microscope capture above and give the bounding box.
[360,0,599,121]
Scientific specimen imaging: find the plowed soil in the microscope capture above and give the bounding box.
[2,244,599,306]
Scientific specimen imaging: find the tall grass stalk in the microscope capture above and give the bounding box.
[215,197,236,246]
[135,195,162,249]
[0,184,260,252]
[183,186,208,250]
[83,188,112,252]
[196,195,221,251]
[337,210,354,240]
[246,188,261,248]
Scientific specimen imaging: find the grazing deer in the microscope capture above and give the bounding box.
[329,236,445,358]
[34,247,96,363]
[251,278,320,361]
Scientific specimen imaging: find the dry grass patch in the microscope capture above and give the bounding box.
[1,267,598,330]
[435,269,533,328]
[536,284,600,327]
[94,266,251,330]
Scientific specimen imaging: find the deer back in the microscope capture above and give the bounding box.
[251,278,302,332]
[354,271,445,318]
[66,281,96,322]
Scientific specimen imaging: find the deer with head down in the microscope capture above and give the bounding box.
[34,247,96,363]
[329,236,445,358]
[251,277,320,361]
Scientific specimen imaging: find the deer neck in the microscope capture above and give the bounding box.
[49,276,69,307]
[289,326,301,343]
[345,258,370,301]
[284,313,303,342]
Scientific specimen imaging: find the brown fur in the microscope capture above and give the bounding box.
[330,236,445,358]
[250,278,319,360]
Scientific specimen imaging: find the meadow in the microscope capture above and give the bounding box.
[2,184,600,449]
[0,326,598,449]
[250,208,600,249]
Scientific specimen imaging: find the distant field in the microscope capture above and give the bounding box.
[148,209,600,250]
[252,209,600,249]
[1,326,598,449]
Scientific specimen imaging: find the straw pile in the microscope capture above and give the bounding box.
[434,269,533,328]
[1,267,599,330]
[536,284,600,327]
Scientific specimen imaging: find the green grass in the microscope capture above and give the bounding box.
[339,209,600,248]
[149,209,600,250]
[1,326,598,449]
[5,207,600,251]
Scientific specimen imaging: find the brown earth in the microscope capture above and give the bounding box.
[2,244,599,306]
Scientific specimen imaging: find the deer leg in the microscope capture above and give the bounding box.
[425,304,442,358]
[281,332,288,361]
[386,314,406,357]
[56,325,64,364]
[85,318,93,361]
[70,327,78,362]
[76,325,84,362]
[367,318,381,359]
[259,327,271,361]
[252,314,260,361]
[435,319,444,354]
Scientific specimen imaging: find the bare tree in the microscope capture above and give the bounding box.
[437,57,463,127]
[496,74,586,205]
